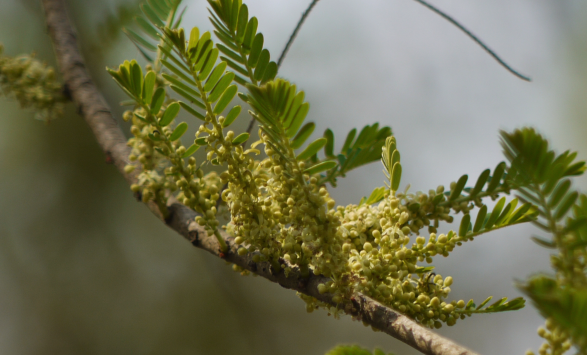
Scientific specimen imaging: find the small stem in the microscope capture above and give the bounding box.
[277,0,320,69]
[214,229,228,252]
[437,186,510,207]
[412,0,531,81]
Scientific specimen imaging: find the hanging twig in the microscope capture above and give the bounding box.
[413,0,531,81]
[277,0,320,69]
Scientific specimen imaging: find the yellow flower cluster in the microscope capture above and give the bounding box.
[526,318,572,355]
[317,196,469,328]
[0,44,66,122]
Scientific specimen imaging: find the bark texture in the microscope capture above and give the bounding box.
[41,1,480,354]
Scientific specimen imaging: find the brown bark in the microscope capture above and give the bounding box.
[41,1,479,354]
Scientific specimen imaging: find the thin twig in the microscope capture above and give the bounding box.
[41,0,480,354]
[246,0,319,134]
[413,0,531,81]
[277,0,320,69]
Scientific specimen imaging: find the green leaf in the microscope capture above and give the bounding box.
[217,43,244,63]
[248,33,264,68]
[449,175,468,201]
[213,84,238,114]
[220,56,249,77]
[141,3,164,27]
[204,62,227,92]
[548,180,571,209]
[304,161,337,175]
[291,123,315,150]
[130,61,144,98]
[161,58,197,86]
[198,48,220,80]
[182,143,200,158]
[190,32,211,63]
[476,296,493,310]
[297,138,327,161]
[485,197,506,229]
[261,61,277,83]
[473,205,487,232]
[208,72,235,103]
[170,85,206,110]
[159,102,180,126]
[179,101,206,121]
[342,129,357,154]
[235,4,248,43]
[323,129,335,158]
[124,28,157,52]
[143,70,157,105]
[531,236,557,249]
[459,214,471,237]
[188,26,200,53]
[254,49,270,81]
[470,169,490,196]
[361,186,386,206]
[285,102,310,138]
[150,87,166,114]
[232,132,250,145]
[135,16,160,40]
[159,43,192,72]
[554,191,579,220]
[195,137,208,145]
[148,0,167,18]
[169,122,188,141]
[508,202,534,224]
[133,112,148,123]
[391,162,402,191]
[163,74,198,96]
[487,162,506,192]
[222,105,241,127]
[415,266,435,274]
[232,73,248,86]
[495,199,516,226]
[242,17,258,54]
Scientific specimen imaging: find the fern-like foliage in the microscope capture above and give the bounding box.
[499,128,587,354]
[246,79,334,175]
[318,124,392,187]
[107,0,549,340]
[123,0,184,68]
[207,0,277,86]
[501,128,586,236]
[158,26,240,127]
[460,295,525,315]
[520,275,587,352]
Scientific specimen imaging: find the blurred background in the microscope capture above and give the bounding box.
[1,0,587,354]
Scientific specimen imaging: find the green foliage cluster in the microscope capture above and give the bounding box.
[500,128,587,355]
[106,0,587,353]
[0,44,66,122]
[325,345,394,355]
[108,0,532,333]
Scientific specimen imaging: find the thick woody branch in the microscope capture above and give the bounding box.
[41,1,479,354]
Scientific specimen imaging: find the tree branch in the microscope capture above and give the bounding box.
[41,1,479,354]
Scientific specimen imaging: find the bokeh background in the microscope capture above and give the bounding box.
[1,0,587,354]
